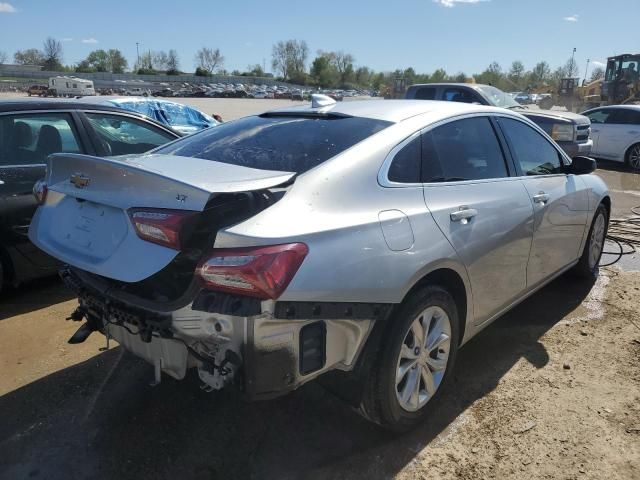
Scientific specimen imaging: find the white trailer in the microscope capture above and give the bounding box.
[48,76,96,97]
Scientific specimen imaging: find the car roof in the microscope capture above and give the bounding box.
[408,82,490,89]
[0,97,181,134]
[79,96,188,107]
[583,104,640,112]
[265,99,508,123]
[0,97,147,114]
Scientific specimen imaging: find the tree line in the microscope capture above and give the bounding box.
[0,37,605,92]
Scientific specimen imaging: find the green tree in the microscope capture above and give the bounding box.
[430,68,448,82]
[14,48,45,66]
[86,49,109,71]
[564,57,579,78]
[508,60,525,88]
[531,61,551,85]
[355,66,372,87]
[42,37,63,70]
[334,51,355,85]
[452,72,468,83]
[310,53,337,87]
[272,39,308,81]
[166,49,180,74]
[195,66,211,77]
[195,47,224,74]
[245,64,265,77]
[108,49,128,73]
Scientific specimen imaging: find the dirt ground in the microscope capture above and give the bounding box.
[0,95,639,480]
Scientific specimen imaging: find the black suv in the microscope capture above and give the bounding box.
[0,99,181,291]
[405,83,593,157]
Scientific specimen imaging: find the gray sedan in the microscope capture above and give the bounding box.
[29,98,610,431]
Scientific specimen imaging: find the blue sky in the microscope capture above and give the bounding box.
[0,0,638,75]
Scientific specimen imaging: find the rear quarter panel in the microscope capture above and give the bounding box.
[215,116,473,318]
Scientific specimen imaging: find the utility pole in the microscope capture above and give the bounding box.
[570,47,577,77]
[136,42,140,68]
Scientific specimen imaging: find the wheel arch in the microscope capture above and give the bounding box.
[600,195,611,217]
[401,267,469,345]
[624,141,640,165]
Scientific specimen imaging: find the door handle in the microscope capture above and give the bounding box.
[591,129,600,133]
[533,192,550,204]
[450,207,478,223]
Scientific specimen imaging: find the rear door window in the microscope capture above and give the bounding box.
[388,135,421,183]
[606,108,640,125]
[585,109,610,124]
[414,87,436,100]
[443,88,479,104]
[156,115,392,174]
[422,117,509,182]
[0,113,82,166]
[499,118,564,176]
[85,112,177,156]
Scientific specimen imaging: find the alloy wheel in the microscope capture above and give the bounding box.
[395,306,451,412]
[629,145,640,170]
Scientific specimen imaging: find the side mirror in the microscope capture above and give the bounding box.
[568,156,597,174]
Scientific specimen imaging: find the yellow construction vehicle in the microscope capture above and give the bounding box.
[601,53,640,105]
[539,53,640,111]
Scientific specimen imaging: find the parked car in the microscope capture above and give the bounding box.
[152,88,175,98]
[580,105,640,170]
[514,93,533,105]
[125,87,150,97]
[27,85,48,97]
[78,96,220,135]
[405,83,593,157]
[0,98,181,292]
[28,99,609,430]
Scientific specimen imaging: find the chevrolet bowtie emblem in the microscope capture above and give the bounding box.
[70,173,90,189]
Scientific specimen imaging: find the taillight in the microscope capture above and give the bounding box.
[197,243,308,300]
[128,208,198,250]
[33,179,48,205]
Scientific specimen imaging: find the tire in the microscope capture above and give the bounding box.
[574,204,608,278]
[625,143,640,171]
[359,285,460,432]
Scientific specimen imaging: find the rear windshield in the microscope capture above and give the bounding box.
[154,114,392,173]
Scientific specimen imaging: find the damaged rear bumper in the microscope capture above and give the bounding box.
[61,267,390,399]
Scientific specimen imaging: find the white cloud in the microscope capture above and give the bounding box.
[0,2,16,13]
[563,14,579,22]
[81,38,98,44]
[433,0,489,7]
[592,60,605,67]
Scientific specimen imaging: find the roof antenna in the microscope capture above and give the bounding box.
[311,94,336,109]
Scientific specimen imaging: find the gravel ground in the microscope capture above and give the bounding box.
[0,94,638,480]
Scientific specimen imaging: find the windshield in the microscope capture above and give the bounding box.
[475,85,521,108]
[154,114,391,174]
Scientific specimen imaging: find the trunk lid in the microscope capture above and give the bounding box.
[28,153,294,282]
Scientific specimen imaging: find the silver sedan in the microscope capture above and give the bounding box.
[29,98,610,431]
